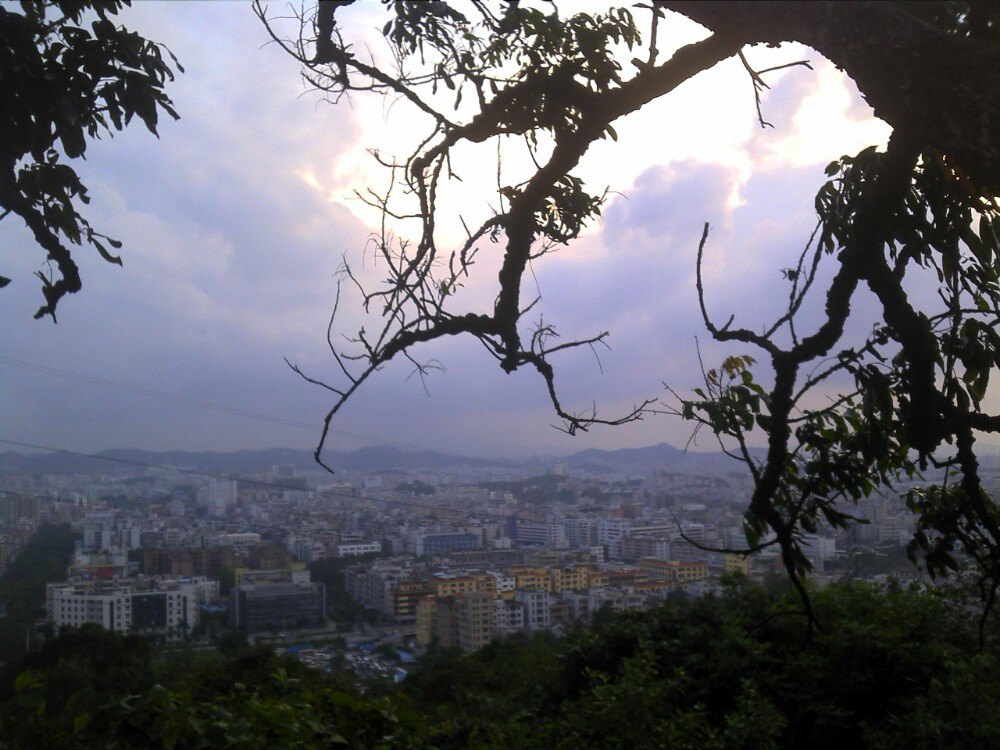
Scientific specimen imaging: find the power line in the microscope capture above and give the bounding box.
[0,355,499,465]
[0,355,319,431]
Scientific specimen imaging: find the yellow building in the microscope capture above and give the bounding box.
[456,591,494,653]
[415,595,437,646]
[587,569,610,590]
[723,553,750,575]
[471,572,497,593]
[675,561,709,583]
[509,566,553,592]
[550,565,589,592]
[639,559,709,584]
[432,592,495,653]
[433,574,479,597]
[639,558,677,580]
[394,579,437,619]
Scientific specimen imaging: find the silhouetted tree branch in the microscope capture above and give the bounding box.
[263,1,1000,624]
[0,1,181,320]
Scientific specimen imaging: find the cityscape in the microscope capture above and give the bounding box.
[5,442,991,683]
[2,0,999,746]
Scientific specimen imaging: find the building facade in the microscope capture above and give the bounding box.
[228,581,326,634]
[47,576,216,639]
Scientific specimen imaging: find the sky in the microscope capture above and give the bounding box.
[2,2,994,460]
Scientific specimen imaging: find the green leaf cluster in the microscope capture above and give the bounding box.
[0,1,181,319]
[4,582,1000,748]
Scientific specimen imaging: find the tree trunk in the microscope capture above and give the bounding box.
[663,1,1000,196]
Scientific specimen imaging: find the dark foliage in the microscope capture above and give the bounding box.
[259,0,1000,622]
[0,523,75,667]
[0,0,181,320]
[4,581,996,748]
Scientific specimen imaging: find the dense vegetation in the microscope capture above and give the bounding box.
[2,579,999,748]
[0,523,75,666]
[309,555,378,628]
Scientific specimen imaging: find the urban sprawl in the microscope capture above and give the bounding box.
[4,452,991,680]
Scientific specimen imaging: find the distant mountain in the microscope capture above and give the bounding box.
[555,442,763,474]
[321,445,512,472]
[6,440,989,478]
[0,444,511,477]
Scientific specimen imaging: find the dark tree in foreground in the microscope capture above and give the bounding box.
[0,0,181,320]
[260,1,1000,622]
[5,581,1000,748]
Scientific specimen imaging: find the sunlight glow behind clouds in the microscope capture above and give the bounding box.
[1,2,918,457]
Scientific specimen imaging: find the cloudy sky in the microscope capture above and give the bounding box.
[2,2,992,460]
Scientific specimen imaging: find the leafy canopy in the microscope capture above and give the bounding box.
[6,581,1000,748]
[0,0,181,320]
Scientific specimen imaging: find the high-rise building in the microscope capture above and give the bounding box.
[0,493,38,525]
[434,591,494,653]
[228,581,326,634]
[203,479,238,518]
[515,589,551,631]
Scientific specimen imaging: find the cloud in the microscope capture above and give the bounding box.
[4,5,951,460]
[0,3,371,454]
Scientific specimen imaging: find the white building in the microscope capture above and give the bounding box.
[515,520,568,549]
[47,576,218,639]
[82,522,142,553]
[202,479,238,518]
[515,589,551,631]
[486,570,516,593]
[564,518,596,548]
[597,519,632,545]
[801,534,838,562]
[337,540,382,557]
[621,536,671,561]
[494,598,525,635]
[344,560,411,614]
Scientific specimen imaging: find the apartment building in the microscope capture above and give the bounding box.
[640,558,709,584]
[493,598,525,635]
[433,591,495,653]
[515,589,551,631]
[514,520,568,549]
[47,576,216,639]
[564,517,596,549]
[393,579,437,622]
[509,566,553,592]
[550,565,589,592]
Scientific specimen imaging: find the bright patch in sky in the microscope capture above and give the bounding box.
[5,2,956,459]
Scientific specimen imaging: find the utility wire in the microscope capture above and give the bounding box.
[0,355,500,465]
